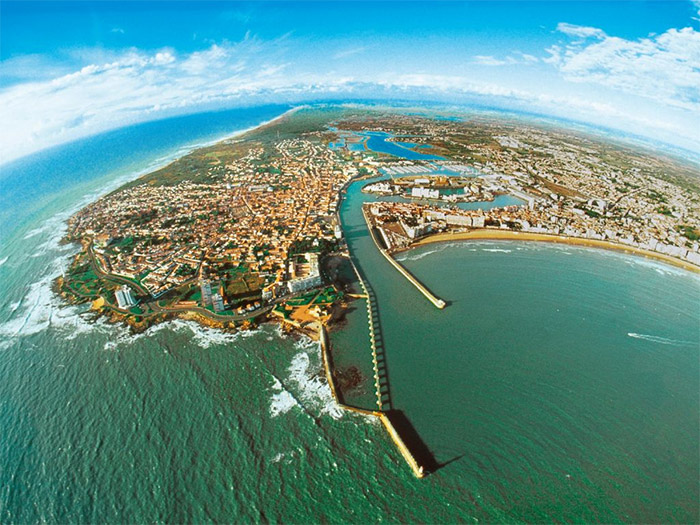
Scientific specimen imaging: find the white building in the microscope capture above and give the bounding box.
[212,293,225,313]
[402,221,434,239]
[287,273,322,294]
[115,285,136,309]
[287,252,322,293]
[446,215,471,227]
[411,187,439,199]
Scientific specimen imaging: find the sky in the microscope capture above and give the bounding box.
[1,1,699,164]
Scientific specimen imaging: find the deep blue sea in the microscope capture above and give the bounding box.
[0,105,698,523]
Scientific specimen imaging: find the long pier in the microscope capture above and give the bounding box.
[319,324,426,478]
[362,207,446,309]
[327,181,429,478]
[348,253,384,411]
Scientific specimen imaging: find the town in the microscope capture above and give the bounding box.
[57,108,700,333]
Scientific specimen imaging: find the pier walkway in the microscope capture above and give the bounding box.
[362,207,446,309]
[347,248,392,412]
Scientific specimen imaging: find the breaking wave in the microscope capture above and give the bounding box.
[480,248,513,253]
[0,256,104,341]
[396,245,448,262]
[269,376,300,418]
[268,338,343,420]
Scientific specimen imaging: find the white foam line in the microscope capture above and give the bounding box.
[627,332,696,347]
[12,107,301,250]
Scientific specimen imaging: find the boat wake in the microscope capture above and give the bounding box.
[627,333,696,347]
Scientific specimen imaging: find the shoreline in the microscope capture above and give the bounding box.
[402,229,700,274]
[7,106,302,252]
[362,206,446,308]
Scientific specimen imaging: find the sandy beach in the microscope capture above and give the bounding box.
[405,229,700,274]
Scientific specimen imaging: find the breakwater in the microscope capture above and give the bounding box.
[379,413,426,479]
[347,254,384,411]
[362,207,446,309]
[319,324,427,478]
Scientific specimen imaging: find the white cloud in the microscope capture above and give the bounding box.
[473,52,539,66]
[473,55,514,66]
[1,27,700,164]
[333,47,367,60]
[556,22,606,40]
[693,0,700,18]
[554,25,700,111]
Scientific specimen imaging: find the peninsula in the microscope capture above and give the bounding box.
[57,106,700,336]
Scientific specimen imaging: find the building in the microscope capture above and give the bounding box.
[286,252,322,293]
[446,214,471,227]
[402,221,434,239]
[212,293,225,312]
[200,279,213,306]
[411,187,439,199]
[115,285,136,309]
[262,281,287,302]
[287,273,322,294]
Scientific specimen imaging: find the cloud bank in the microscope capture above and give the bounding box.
[548,23,700,111]
[1,20,699,164]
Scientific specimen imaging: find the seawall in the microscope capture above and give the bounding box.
[363,207,446,309]
[318,324,427,478]
[379,413,426,478]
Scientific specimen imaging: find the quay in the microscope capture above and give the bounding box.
[319,324,427,478]
[362,207,446,309]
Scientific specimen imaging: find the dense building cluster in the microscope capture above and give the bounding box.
[63,110,699,319]
[67,135,373,300]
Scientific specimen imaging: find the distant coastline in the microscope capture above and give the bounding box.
[401,229,700,274]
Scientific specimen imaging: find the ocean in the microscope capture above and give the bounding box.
[1,105,698,523]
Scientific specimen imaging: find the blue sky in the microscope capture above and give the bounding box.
[1,1,699,163]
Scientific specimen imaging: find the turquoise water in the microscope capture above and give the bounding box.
[342,130,444,160]
[330,133,700,521]
[1,106,698,522]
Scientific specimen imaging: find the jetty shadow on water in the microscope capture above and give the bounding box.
[350,250,394,411]
[365,280,393,410]
[383,410,440,474]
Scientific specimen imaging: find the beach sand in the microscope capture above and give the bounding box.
[405,229,700,274]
